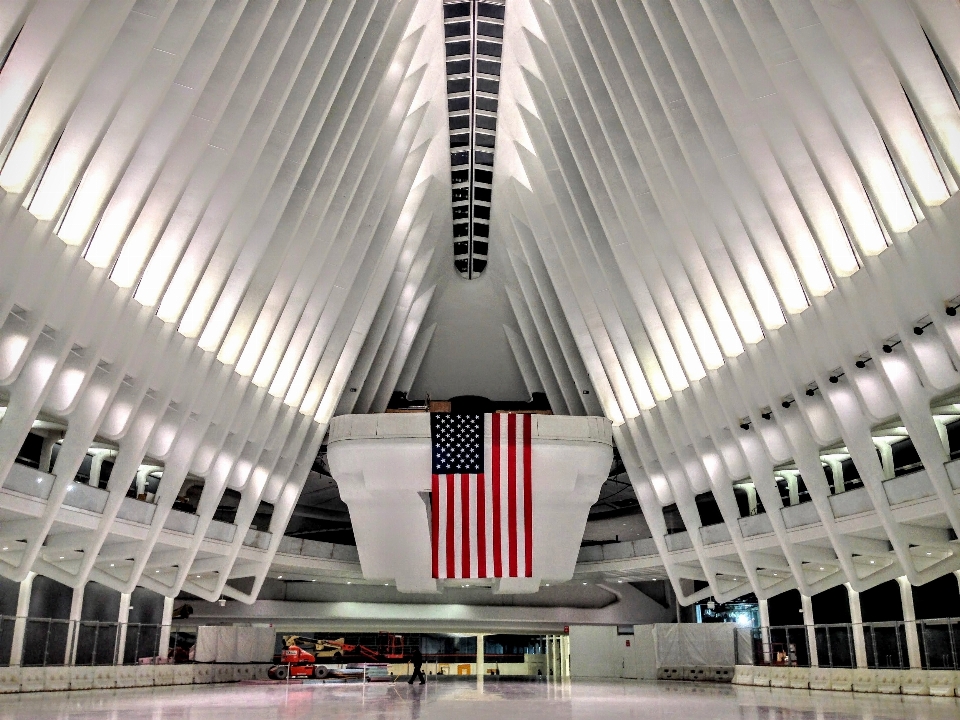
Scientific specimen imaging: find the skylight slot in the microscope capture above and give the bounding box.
[443,0,505,279]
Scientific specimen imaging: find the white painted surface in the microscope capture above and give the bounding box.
[327,413,612,593]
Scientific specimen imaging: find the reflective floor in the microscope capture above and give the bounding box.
[0,679,958,719]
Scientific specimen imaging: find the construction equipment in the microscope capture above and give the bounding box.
[267,633,409,680]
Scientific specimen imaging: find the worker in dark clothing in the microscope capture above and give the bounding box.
[408,648,426,685]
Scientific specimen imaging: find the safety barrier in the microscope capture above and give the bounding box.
[0,663,270,693]
[732,665,960,696]
[655,666,733,683]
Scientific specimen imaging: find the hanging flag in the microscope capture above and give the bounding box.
[430,412,532,579]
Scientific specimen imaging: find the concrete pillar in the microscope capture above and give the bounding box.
[759,598,771,664]
[88,450,115,488]
[9,572,35,666]
[824,458,845,493]
[801,594,818,667]
[476,633,484,679]
[158,596,174,661]
[38,435,58,474]
[846,583,868,669]
[64,583,85,665]
[874,441,895,480]
[561,635,570,678]
[741,484,757,515]
[116,592,131,665]
[780,471,800,506]
[897,577,922,668]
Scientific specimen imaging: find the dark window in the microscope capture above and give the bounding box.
[450,133,470,147]
[449,114,470,130]
[453,205,470,219]
[451,169,469,184]
[478,3,505,20]
[447,78,470,94]
[476,96,498,113]
[452,151,469,166]
[477,59,501,76]
[444,3,471,19]
[472,258,487,273]
[475,114,497,131]
[453,223,470,238]
[477,22,503,39]
[452,187,469,201]
[473,222,490,237]
[476,132,496,148]
[447,59,470,75]
[448,97,469,112]
[446,40,470,57]
[455,258,470,273]
[476,78,499,95]
[473,240,489,255]
[473,205,490,220]
[454,240,469,255]
[474,187,491,202]
[445,22,471,38]
[475,150,494,166]
[477,41,502,58]
[475,169,493,184]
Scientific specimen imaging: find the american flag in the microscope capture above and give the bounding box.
[430,413,533,579]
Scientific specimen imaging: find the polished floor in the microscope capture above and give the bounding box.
[0,679,957,719]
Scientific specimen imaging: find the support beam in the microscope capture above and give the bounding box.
[64,582,85,665]
[116,592,131,665]
[846,583,868,669]
[9,572,35,666]
[758,598,771,664]
[158,595,174,662]
[897,577,922,669]
[801,594,818,667]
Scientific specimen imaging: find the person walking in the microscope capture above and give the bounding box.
[407,648,426,685]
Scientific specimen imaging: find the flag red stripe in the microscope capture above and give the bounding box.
[476,472,486,578]
[461,473,470,579]
[445,474,455,579]
[432,474,439,579]
[523,414,533,577]
[492,413,502,578]
[508,413,518,578]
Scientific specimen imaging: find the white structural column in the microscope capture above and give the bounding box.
[476,633,484,679]
[846,584,868,669]
[158,596,174,662]
[897,577,922,669]
[561,635,570,678]
[116,592,131,666]
[800,594,818,667]
[64,582,85,665]
[9,572,35,667]
[758,598,771,664]
[545,635,553,677]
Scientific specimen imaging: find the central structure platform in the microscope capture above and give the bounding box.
[327,413,612,593]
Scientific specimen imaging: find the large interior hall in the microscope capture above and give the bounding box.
[0,0,959,717]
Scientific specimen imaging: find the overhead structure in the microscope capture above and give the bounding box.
[0,0,958,612]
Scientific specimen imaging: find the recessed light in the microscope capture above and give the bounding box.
[59,556,64,560]
[347,581,351,585]
[545,584,550,587]
[870,560,875,564]
[312,579,316,582]
[926,552,932,556]
[277,575,282,579]
[465,584,470,587]
[110,563,115,567]
[582,582,588,585]
[1,548,7,551]
[384,583,389,586]
[155,570,159,573]
[819,567,824,571]
[773,573,778,577]
[196,575,201,578]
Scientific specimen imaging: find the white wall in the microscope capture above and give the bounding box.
[569,624,659,680]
